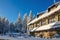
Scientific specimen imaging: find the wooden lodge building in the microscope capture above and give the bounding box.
[27,2,60,38]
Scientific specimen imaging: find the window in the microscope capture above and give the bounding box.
[48,5,57,12]
[58,15,60,21]
[41,20,46,26]
[37,24,40,27]
[31,25,33,30]
[37,22,40,27]
[48,18,56,24]
[34,23,37,27]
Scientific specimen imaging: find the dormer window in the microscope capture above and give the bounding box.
[48,5,57,12]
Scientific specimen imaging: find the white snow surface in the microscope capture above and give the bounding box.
[0,35,60,40]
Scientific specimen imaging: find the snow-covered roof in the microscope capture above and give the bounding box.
[30,21,60,32]
[37,11,45,16]
[37,2,60,17]
[27,5,60,25]
[48,2,60,9]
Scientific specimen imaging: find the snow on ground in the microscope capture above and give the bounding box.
[0,36,60,40]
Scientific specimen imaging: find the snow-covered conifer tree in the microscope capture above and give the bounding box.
[10,22,15,32]
[5,18,9,33]
[29,10,33,22]
[22,13,27,33]
[15,12,22,33]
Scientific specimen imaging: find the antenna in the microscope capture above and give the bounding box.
[54,0,56,3]
[18,12,20,17]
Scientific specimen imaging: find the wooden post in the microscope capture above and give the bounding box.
[46,19,48,25]
[55,14,58,22]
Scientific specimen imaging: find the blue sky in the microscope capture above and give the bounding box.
[0,0,60,22]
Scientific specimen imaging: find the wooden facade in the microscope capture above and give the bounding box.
[27,2,60,38]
